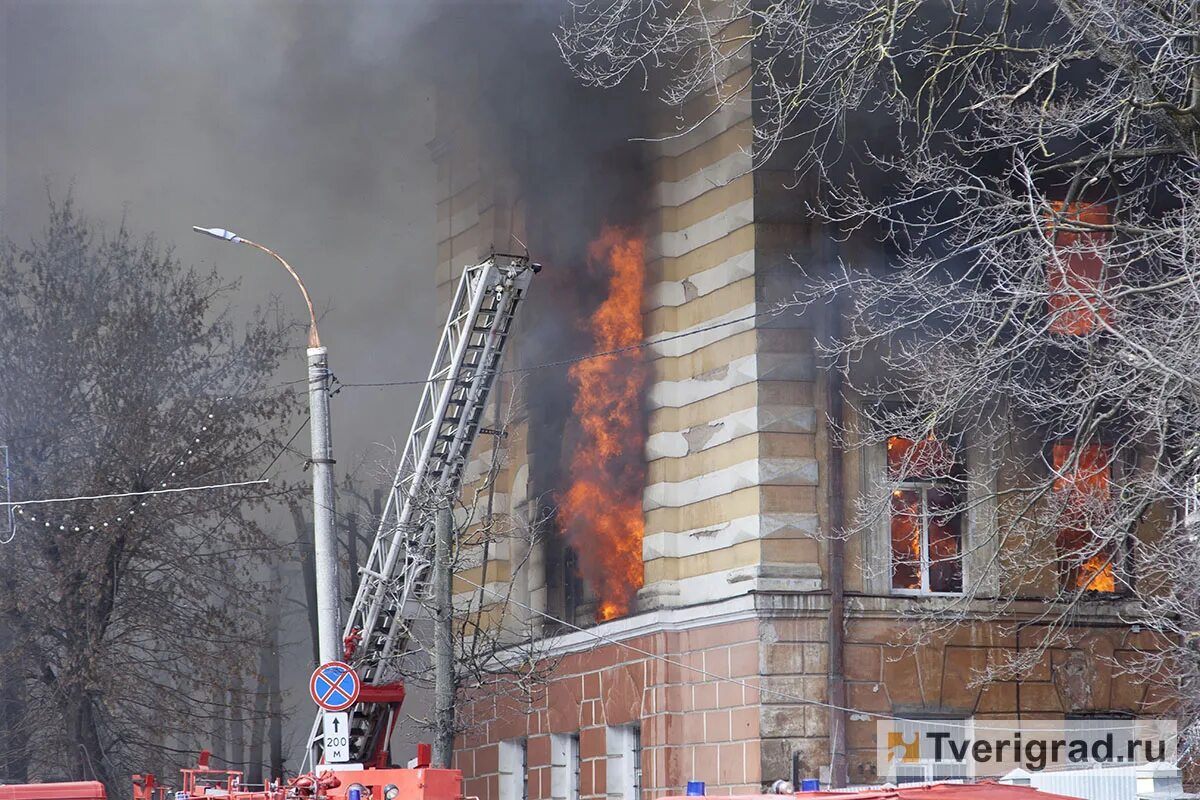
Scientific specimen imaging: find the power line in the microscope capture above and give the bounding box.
[4,478,270,509]
[337,306,785,389]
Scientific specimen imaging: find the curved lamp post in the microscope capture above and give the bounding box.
[192,226,341,665]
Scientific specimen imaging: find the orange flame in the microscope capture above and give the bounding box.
[1075,553,1116,592]
[559,226,648,622]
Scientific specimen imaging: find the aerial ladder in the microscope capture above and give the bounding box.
[2,253,537,800]
[308,253,538,770]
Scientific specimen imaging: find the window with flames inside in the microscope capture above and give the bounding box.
[1053,441,1117,594]
[888,436,964,594]
[1046,201,1112,336]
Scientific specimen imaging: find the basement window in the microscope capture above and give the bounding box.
[1046,202,1112,336]
[605,724,641,800]
[883,717,973,783]
[887,436,964,595]
[499,738,528,800]
[1065,714,1143,763]
[550,733,580,800]
[1052,441,1117,593]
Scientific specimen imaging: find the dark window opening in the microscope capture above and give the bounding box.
[543,511,587,631]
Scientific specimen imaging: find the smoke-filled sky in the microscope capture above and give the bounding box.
[0,0,646,483]
[0,1,450,477]
[1,0,650,761]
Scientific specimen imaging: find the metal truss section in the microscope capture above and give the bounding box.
[306,254,537,766]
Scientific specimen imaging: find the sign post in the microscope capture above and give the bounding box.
[310,661,361,764]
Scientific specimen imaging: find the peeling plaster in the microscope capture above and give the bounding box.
[696,364,730,382]
[683,420,724,452]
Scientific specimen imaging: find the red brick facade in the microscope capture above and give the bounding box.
[453,619,766,800]
[449,600,1171,798]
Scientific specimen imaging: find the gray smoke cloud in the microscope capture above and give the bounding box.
[1,0,649,763]
[2,0,441,473]
[1,0,648,479]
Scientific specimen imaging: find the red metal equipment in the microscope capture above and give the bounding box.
[0,783,107,800]
[123,747,462,800]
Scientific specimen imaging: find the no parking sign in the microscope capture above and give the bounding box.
[309,660,360,712]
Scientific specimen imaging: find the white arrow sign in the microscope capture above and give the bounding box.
[323,711,350,763]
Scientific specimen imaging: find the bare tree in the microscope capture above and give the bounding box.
[560,0,1200,755]
[0,196,298,791]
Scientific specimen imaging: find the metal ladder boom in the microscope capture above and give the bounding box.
[305,254,536,767]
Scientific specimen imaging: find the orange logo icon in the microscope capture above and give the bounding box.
[887,731,920,763]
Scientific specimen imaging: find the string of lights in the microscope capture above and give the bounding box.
[4,389,285,536]
[5,478,271,509]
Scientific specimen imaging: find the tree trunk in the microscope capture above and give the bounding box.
[246,659,267,785]
[267,565,284,782]
[0,621,27,782]
[228,687,244,773]
[212,682,228,771]
[289,500,321,666]
[432,507,455,768]
[70,692,110,788]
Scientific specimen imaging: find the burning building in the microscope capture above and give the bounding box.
[421,11,1173,798]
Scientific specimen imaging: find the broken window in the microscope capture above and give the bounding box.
[887,435,964,594]
[1052,440,1117,593]
[1046,201,1112,335]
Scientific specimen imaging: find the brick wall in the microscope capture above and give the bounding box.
[453,619,763,800]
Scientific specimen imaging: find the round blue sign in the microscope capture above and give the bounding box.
[309,660,360,711]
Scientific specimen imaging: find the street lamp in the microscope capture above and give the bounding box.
[192,225,342,665]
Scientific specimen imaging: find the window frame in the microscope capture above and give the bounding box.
[884,434,966,597]
[605,723,642,800]
[862,429,998,598]
[549,732,580,800]
[889,478,966,597]
[498,737,528,800]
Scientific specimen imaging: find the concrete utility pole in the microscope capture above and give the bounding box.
[192,226,342,664]
[433,505,455,768]
[307,343,342,664]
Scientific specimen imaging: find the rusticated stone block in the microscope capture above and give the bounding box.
[602,665,642,726]
[845,644,882,681]
[760,705,806,738]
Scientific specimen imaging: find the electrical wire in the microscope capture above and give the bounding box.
[3,478,271,508]
[337,306,785,389]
